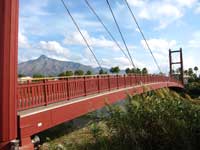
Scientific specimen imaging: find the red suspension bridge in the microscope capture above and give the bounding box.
[0,0,184,149]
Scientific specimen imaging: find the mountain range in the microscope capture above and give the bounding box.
[18,55,108,76]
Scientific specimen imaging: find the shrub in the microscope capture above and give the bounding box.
[101,88,200,150]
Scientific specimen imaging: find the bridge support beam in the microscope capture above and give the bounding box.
[19,137,34,150]
[0,0,19,149]
[169,48,184,84]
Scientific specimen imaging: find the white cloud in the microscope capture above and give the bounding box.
[63,30,121,51]
[140,38,178,73]
[127,0,197,29]
[127,0,145,7]
[141,39,177,55]
[188,31,200,48]
[184,56,197,69]
[18,31,30,48]
[188,40,200,48]
[195,4,200,14]
[101,57,130,69]
[185,31,200,69]
[140,3,183,29]
[170,0,197,7]
[39,41,69,57]
[20,0,50,16]
[195,7,200,14]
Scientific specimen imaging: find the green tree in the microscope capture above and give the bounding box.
[172,69,175,74]
[184,70,188,76]
[110,66,120,74]
[18,74,26,78]
[58,72,66,77]
[85,70,92,75]
[33,74,44,78]
[188,68,194,77]
[131,68,137,74]
[74,70,84,76]
[65,71,73,76]
[176,67,181,74]
[136,68,141,74]
[194,66,198,75]
[125,68,131,74]
[142,68,148,75]
[99,69,107,75]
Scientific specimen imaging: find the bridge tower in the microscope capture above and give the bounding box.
[0,0,19,149]
[169,48,184,84]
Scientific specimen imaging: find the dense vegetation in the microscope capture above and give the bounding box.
[40,88,200,150]
[125,67,148,74]
[184,67,200,98]
[18,66,151,78]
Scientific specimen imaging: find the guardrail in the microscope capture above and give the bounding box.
[17,74,181,111]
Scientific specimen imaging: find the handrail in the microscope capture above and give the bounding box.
[18,73,167,82]
[17,74,182,111]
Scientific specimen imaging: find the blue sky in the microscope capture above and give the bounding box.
[19,0,200,73]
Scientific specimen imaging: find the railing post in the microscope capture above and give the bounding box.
[108,75,111,91]
[97,75,100,93]
[66,78,69,100]
[117,74,119,89]
[130,74,132,86]
[124,74,126,87]
[43,79,48,106]
[84,76,87,96]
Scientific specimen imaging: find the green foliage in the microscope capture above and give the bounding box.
[58,71,74,77]
[125,68,131,74]
[186,82,200,97]
[184,66,200,97]
[99,69,107,75]
[58,72,66,77]
[40,89,200,150]
[194,66,198,74]
[85,70,93,75]
[33,73,45,78]
[74,70,84,76]
[65,71,73,76]
[18,74,26,78]
[110,66,120,74]
[101,89,200,150]
[89,123,102,142]
[130,68,141,74]
[142,67,148,74]
[125,67,149,74]
[188,68,194,76]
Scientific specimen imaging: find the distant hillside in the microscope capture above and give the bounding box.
[18,55,107,76]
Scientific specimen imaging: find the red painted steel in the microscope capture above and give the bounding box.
[0,0,19,148]
[16,73,183,150]
[18,81,183,147]
[0,0,184,149]
[17,75,182,111]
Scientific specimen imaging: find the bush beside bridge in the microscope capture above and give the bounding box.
[40,88,200,150]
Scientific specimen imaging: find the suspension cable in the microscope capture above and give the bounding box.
[123,0,162,73]
[61,0,102,69]
[84,0,132,66]
[105,0,136,68]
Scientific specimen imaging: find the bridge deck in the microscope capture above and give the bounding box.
[16,75,183,149]
[18,83,147,117]
[17,74,180,111]
[17,81,183,142]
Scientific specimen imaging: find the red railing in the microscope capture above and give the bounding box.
[17,74,181,111]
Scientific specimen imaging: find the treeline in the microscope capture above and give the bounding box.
[183,66,200,98]
[184,66,199,83]
[169,66,200,98]
[18,66,149,78]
